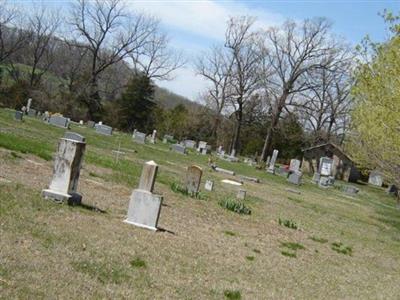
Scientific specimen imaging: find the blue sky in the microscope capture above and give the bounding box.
[22,0,400,100]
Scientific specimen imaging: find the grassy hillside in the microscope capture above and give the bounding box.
[0,108,400,299]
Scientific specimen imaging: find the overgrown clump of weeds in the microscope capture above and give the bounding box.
[280,242,305,251]
[278,218,298,229]
[310,236,328,243]
[130,257,147,268]
[219,198,251,215]
[170,182,207,200]
[331,242,353,256]
[224,289,241,300]
[281,251,296,258]
[245,256,255,261]
[224,230,236,236]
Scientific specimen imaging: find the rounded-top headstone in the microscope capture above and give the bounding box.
[138,160,158,192]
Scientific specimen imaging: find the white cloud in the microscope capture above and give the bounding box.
[125,1,285,101]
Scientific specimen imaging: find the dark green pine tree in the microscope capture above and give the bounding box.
[117,75,156,132]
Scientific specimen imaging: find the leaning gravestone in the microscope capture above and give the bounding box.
[49,115,69,128]
[288,171,302,185]
[171,143,186,154]
[133,131,146,144]
[87,120,95,128]
[64,132,85,143]
[95,123,113,135]
[42,137,86,204]
[15,111,23,121]
[185,165,203,195]
[368,171,383,187]
[205,180,214,191]
[125,161,163,231]
[267,150,279,174]
[289,159,301,172]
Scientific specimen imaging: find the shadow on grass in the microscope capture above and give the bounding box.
[157,227,176,235]
[78,202,107,214]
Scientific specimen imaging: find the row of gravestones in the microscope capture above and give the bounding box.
[41,131,239,231]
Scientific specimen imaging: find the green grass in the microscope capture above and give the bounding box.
[224,230,237,236]
[130,257,147,269]
[0,131,53,160]
[224,290,241,300]
[280,242,305,251]
[310,236,328,243]
[278,218,298,229]
[281,251,297,258]
[218,198,251,215]
[331,242,353,256]
[245,256,255,261]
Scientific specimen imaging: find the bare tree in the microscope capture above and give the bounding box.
[28,8,60,88]
[0,1,26,64]
[259,18,337,161]
[128,28,184,80]
[225,16,264,154]
[69,0,158,120]
[196,45,234,143]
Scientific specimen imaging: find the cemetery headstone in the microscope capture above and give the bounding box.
[198,141,207,152]
[289,159,301,172]
[171,143,186,154]
[15,111,23,121]
[319,157,334,176]
[287,171,302,185]
[95,123,113,135]
[133,131,146,144]
[237,189,246,200]
[205,180,214,191]
[387,184,398,196]
[79,120,84,125]
[184,140,196,149]
[27,108,37,117]
[267,150,279,174]
[64,132,85,142]
[185,165,203,195]
[150,130,157,144]
[312,172,320,184]
[163,134,174,143]
[87,120,95,128]
[318,176,331,188]
[342,185,359,195]
[49,115,69,128]
[215,167,235,176]
[42,137,86,204]
[125,161,163,231]
[368,171,383,187]
[42,111,50,122]
[26,98,32,112]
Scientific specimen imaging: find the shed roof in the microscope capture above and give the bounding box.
[302,142,354,162]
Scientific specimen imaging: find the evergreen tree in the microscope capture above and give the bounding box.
[117,75,156,132]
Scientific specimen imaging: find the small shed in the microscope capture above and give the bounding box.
[301,143,360,183]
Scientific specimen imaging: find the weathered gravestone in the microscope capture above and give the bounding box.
[287,171,302,185]
[289,159,301,172]
[185,165,203,195]
[204,180,214,191]
[150,130,157,144]
[163,134,174,143]
[239,175,260,183]
[267,150,279,174]
[277,166,290,178]
[87,120,95,128]
[15,111,23,121]
[133,131,146,144]
[368,171,383,187]
[49,115,69,128]
[95,123,113,135]
[343,185,359,195]
[171,143,186,154]
[42,137,86,204]
[64,132,85,142]
[26,98,32,112]
[215,167,235,176]
[312,172,321,184]
[27,108,37,117]
[125,161,163,231]
[319,157,333,176]
[184,140,196,149]
[237,189,246,200]
[198,141,207,152]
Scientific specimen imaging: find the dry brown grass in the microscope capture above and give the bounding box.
[1,111,400,299]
